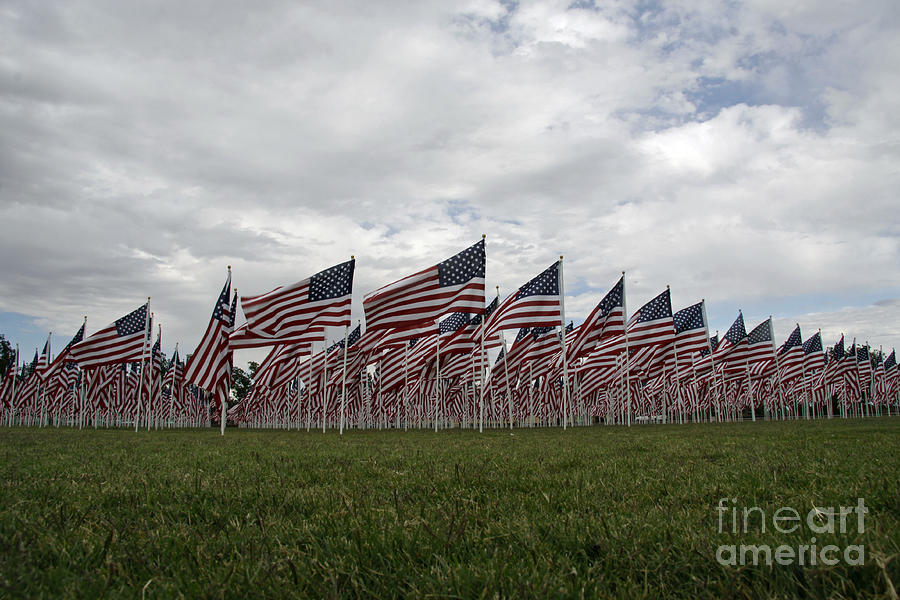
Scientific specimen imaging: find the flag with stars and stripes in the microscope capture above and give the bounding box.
[70,303,150,368]
[746,318,775,364]
[712,312,748,366]
[672,301,709,372]
[43,323,85,382]
[777,325,804,381]
[566,275,626,363]
[437,312,474,355]
[802,331,825,372]
[484,261,562,338]
[626,288,675,352]
[363,240,485,332]
[34,335,51,379]
[240,259,355,344]
[184,271,233,395]
[855,344,873,388]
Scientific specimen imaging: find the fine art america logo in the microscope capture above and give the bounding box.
[715,497,867,567]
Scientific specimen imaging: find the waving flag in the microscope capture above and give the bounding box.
[485,261,562,337]
[184,271,233,393]
[803,331,825,371]
[363,240,485,332]
[241,259,355,343]
[627,288,674,351]
[777,326,804,381]
[672,301,709,372]
[34,336,51,379]
[566,275,625,362]
[712,312,748,365]
[70,303,150,368]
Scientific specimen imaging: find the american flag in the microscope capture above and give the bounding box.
[438,312,474,355]
[469,294,502,349]
[745,318,774,364]
[485,261,562,338]
[824,335,846,383]
[856,344,872,389]
[672,301,709,374]
[566,276,625,362]
[70,303,150,368]
[34,336,51,379]
[363,240,485,332]
[777,325,804,381]
[712,312,748,365]
[184,271,233,393]
[241,259,355,342]
[43,323,85,382]
[802,331,825,372]
[626,288,675,351]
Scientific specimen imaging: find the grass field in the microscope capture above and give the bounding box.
[1,419,898,599]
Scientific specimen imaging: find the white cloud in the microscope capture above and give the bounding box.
[1,0,899,362]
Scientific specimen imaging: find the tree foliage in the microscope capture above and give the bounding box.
[231,361,259,403]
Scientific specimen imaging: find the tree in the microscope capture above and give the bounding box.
[0,334,13,376]
[231,361,259,403]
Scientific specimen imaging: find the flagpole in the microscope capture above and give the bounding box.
[8,346,18,427]
[151,321,160,432]
[135,300,151,432]
[479,311,486,434]
[559,256,569,430]
[39,332,51,428]
[435,324,442,432]
[622,271,631,427]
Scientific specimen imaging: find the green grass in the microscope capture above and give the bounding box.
[1,419,898,599]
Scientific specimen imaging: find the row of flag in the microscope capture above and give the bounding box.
[1,239,897,430]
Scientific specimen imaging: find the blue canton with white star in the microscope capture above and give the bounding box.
[747,319,772,344]
[115,304,148,337]
[440,312,470,334]
[636,289,672,323]
[779,326,802,355]
[310,259,355,302]
[515,261,559,300]
[673,302,704,333]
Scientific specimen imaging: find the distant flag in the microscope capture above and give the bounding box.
[363,239,485,332]
[485,261,562,337]
[35,335,51,379]
[240,259,355,343]
[469,294,502,349]
[70,303,150,368]
[701,334,718,357]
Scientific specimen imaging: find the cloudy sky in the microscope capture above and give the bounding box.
[2,0,898,366]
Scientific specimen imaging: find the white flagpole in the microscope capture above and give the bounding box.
[338,324,349,434]
[151,321,161,432]
[435,325,441,432]
[622,271,631,427]
[479,314,486,433]
[168,342,178,428]
[321,347,328,433]
[404,341,410,431]
[8,346,18,427]
[39,332,51,428]
[559,256,569,430]
[135,299,151,432]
